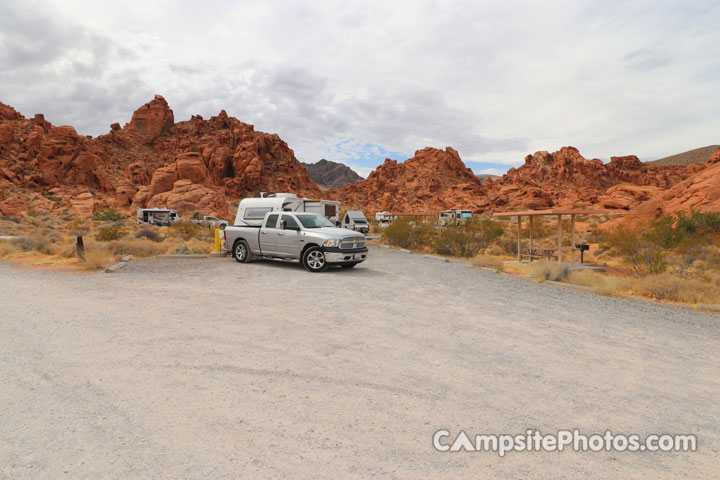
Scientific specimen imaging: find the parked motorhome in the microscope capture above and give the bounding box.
[438,209,473,226]
[136,208,179,226]
[233,193,340,227]
[342,210,369,233]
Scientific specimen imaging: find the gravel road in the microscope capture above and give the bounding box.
[1,245,719,478]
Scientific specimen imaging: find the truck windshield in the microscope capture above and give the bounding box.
[296,214,335,228]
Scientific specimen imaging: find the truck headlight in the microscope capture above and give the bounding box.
[323,238,341,248]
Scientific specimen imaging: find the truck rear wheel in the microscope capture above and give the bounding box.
[302,246,328,272]
[233,240,251,263]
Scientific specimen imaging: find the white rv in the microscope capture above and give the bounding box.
[438,209,473,226]
[137,208,179,226]
[375,211,397,227]
[233,193,340,227]
[342,210,369,233]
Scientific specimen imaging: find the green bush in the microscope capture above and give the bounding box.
[432,219,504,257]
[94,208,125,222]
[604,227,666,277]
[381,217,433,250]
[95,225,126,241]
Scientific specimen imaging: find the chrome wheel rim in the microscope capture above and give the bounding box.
[235,243,247,260]
[307,250,325,269]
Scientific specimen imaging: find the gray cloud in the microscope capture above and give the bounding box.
[1,0,718,169]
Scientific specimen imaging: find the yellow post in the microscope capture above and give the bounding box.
[214,228,221,253]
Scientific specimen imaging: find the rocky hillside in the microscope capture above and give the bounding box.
[301,159,362,189]
[336,147,486,213]
[481,146,701,211]
[609,147,720,226]
[647,145,720,166]
[0,96,321,218]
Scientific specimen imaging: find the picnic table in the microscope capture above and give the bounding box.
[520,247,556,262]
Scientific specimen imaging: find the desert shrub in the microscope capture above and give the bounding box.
[11,235,49,253]
[93,208,125,222]
[635,273,720,304]
[499,237,518,256]
[0,215,21,223]
[106,238,168,257]
[174,242,206,255]
[471,254,505,272]
[432,218,505,257]
[381,217,434,250]
[68,218,90,235]
[135,227,163,242]
[95,225,126,241]
[604,227,666,277]
[0,241,20,257]
[169,220,206,241]
[530,261,572,282]
[80,248,116,270]
[26,210,41,217]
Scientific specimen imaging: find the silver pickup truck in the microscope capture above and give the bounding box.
[224,211,369,272]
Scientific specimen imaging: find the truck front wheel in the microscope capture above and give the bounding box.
[302,246,328,272]
[233,240,251,263]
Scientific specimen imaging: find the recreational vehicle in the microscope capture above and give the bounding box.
[136,208,179,226]
[233,193,340,227]
[438,209,473,226]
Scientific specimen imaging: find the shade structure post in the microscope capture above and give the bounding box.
[557,214,562,263]
[529,215,534,254]
[517,216,521,262]
[571,214,576,266]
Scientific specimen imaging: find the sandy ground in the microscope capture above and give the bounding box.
[1,245,719,479]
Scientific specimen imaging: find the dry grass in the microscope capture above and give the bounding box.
[566,270,631,295]
[634,273,720,305]
[471,254,505,272]
[79,249,116,270]
[173,239,212,255]
[105,238,170,257]
[530,261,572,282]
[0,240,21,257]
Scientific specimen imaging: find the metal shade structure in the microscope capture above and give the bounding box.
[492,209,625,264]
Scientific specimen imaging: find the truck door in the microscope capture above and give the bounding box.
[260,213,281,255]
[275,214,302,257]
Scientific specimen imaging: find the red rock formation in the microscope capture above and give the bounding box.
[0,97,321,218]
[125,95,174,144]
[336,147,486,214]
[483,146,699,211]
[606,147,720,227]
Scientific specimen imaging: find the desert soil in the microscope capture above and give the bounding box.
[1,246,719,478]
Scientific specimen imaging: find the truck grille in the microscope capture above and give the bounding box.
[341,236,365,249]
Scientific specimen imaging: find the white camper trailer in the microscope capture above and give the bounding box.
[137,208,179,226]
[342,210,369,233]
[233,193,340,226]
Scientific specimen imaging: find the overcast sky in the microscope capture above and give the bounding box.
[1,0,719,176]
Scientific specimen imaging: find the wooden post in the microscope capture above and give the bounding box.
[570,214,576,266]
[517,216,521,262]
[529,215,534,257]
[556,215,562,263]
[76,235,85,261]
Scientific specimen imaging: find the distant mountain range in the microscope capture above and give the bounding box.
[301,159,362,189]
[647,145,720,166]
